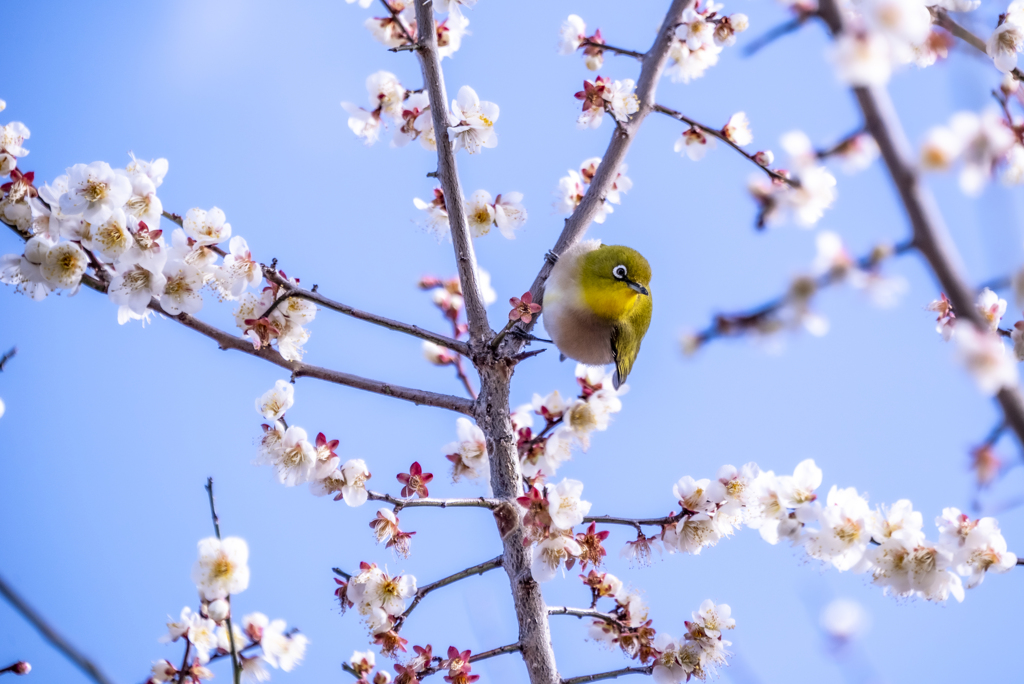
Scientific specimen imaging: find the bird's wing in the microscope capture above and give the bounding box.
[610,293,653,389]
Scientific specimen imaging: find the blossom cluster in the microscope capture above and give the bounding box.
[336,562,417,657]
[920,104,1024,196]
[926,288,1021,396]
[150,536,308,683]
[348,0,470,59]
[514,363,626,486]
[343,71,434,149]
[349,643,485,684]
[666,2,750,84]
[553,157,633,224]
[747,131,839,229]
[575,76,639,129]
[254,379,373,503]
[656,459,1016,603]
[674,112,752,161]
[987,2,1024,73]
[579,569,734,684]
[413,187,527,241]
[828,0,973,87]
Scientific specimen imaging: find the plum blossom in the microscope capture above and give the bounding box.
[444,417,488,481]
[39,241,88,291]
[954,324,1019,396]
[191,536,250,601]
[975,288,1007,332]
[256,379,294,421]
[675,126,716,161]
[493,192,527,238]
[215,236,261,298]
[414,188,450,240]
[547,478,593,531]
[183,207,232,246]
[339,458,372,506]
[447,86,498,154]
[59,162,132,224]
[558,14,586,54]
[988,14,1024,73]
[953,516,1017,587]
[804,485,873,572]
[160,261,204,315]
[722,112,752,146]
[532,535,583,582]
[109,263,168,315]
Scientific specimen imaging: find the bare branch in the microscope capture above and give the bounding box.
[583,511,685,532]
[562,666,654,684]
[368,491,500,510]
[933,9,1024,81]
[414,0,491,344]
[260,266,471,356]
[397,556,503,628]
[0,347,16,372]
[547,606,619,624]
[2,220,474,415]
[692,238,914,346]
[817,0,1024,451]
[654,104,796,185]
[582,39,645,61]
[513,0,697,347]
[0,573,116,684]
[204,478,241,684]
[380,0,417,46]
[742,12,814,56]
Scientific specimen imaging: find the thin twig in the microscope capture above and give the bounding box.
[379,0,417,46]
[204,479,241,684]
[0,663,30,677]
[413,0,492,344]
[0,347,16,372]
[581,39,645,60]
[693,238,915,345]
[583,511,685,532]
[561,666,654,684]
[547,606,619,624]
[743,13,813,56]
[653,103,797,186]
[368,491,499,511]
[933,9,1024,81]
[0,574,116,684]
[261,267,470,356]
[396,556,503,629]
[816,126,869,159]
[817,0,1024,450]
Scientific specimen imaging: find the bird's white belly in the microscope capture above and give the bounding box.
[542,296,615,366]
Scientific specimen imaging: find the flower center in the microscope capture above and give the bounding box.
[83,180,108,202]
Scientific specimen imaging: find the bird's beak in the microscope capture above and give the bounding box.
[627,280,649,296]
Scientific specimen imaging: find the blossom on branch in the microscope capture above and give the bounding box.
[447,86,498,154]
[191,536,251,601]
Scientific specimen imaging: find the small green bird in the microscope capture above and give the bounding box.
[542,240,652,389]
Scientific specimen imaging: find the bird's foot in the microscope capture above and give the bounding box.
[508,328,553,344]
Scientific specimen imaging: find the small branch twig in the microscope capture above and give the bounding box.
[818,0,1024,451]
[547,606,618,625]
[933,9,1024,81]
[581,39,645,60]
[367,491,499,511]
[1,221,473,415]
[0,347,16,372]
[204,479,241,684]
[379,0,417,46]
[653,103,797,186]
[693,238,915,345]
[0,663,30,677]
[261,266,470,356]
[0,574,115,684]
[743,13,814,56]
[413,0,492,344]
[397,556,503,628]
[561,666,654,684]
[583,511,685,533]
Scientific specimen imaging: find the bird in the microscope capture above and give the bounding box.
[541,240,652,389]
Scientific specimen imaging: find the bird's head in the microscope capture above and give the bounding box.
[580,244,651,321]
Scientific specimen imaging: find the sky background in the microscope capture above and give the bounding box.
[2,1,1024,683]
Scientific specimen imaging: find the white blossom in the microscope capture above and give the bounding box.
[558,15,586,54]
[191,536,251,601]
[183,207,232,246]
[256,379,295,421]
[447,86,498,154]
[160,261,204,315]
[954,324,1019,396]
[494,192,527,238]
[108,263,167,315]
[547,478,592,531]
[339,458,371,506]
[59,162,132,224]
[466,189,495,237]
[531,535,582,582]
[444,417,488,481]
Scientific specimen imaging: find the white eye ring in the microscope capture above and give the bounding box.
[613,265,627,279]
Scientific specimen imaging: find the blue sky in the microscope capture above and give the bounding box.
[2,2,1024,683]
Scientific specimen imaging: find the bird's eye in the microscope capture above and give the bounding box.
[613,265,627,279]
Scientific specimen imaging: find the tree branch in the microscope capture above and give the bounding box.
[933,9,1024,81]
[414,0,491,344]
[547,607,619,624]
[512,0,697,347]
[0,346,16,372]
[692,238,914,346]
[0,574,116,684]
[583,511,685,532]
[654,103,797,186]
[561,666,653,684]
[817,0,1024,450]
[367,491,499,510]
[742,13,814,56]
[396,556,503,629]
[260,266,470,356]
[582,39,645,61]
[2,221,473,414]
[204,478,241,684]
